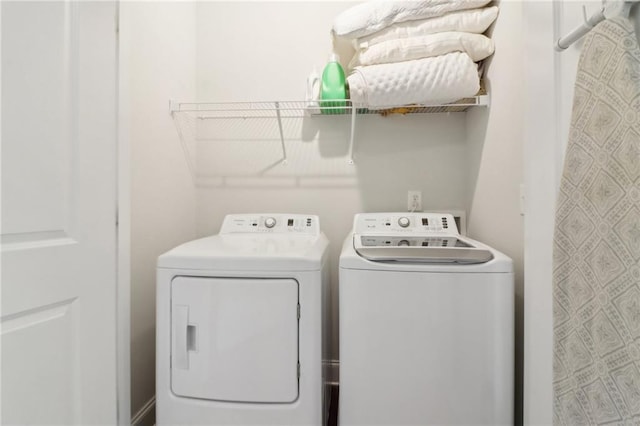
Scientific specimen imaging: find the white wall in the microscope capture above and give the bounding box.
[466,1,525,423]
[523,1,599,425]
[522,2,557,424]
[121,2,198,422]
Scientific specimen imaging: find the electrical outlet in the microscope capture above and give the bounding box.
[408,190,422,212]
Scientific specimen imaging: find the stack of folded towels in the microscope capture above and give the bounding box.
[332,0,498,109]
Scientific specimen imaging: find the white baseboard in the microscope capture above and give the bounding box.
[131,396,155,426]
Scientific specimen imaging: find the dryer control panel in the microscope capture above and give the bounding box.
[353,213,459,235]
[220,214,320,235]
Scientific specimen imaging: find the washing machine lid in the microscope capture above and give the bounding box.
[342,212,512,272]
[158,214,328,271]
[352,212,492,264]
[355,235,493,264]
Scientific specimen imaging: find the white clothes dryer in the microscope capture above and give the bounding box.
[339,212,514,426]
[156,214,329,425]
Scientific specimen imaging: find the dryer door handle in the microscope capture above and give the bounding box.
[173,305,190,370]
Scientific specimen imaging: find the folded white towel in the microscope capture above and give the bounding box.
[347,52,480,109]
[350,32,495,68]
[333,0,491,39]
[355,6,499,49]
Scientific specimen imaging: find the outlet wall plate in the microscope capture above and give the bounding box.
[408,190,422,212]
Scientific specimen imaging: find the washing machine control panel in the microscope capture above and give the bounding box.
[354,213,459,235]
[220,214,320,235]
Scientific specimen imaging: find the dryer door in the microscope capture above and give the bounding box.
[170,276,299,403]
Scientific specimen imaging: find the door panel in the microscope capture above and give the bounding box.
[1,1,118,424]
[171,276,299,403]
[1,299,77,425]
[2,1,72,236]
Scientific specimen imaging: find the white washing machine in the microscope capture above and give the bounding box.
[339,212,514,426]
[156,214,329,425]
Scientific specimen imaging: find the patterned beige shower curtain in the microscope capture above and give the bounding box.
[553,17,640,425]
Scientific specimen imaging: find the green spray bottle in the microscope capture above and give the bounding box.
[320,53,347,115]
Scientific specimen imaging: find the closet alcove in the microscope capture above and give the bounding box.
[125,1,525,424]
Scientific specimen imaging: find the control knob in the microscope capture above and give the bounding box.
[398,240,410,246]
[398,217,410,228]
[264,217,277,228]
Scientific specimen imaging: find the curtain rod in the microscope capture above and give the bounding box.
[555,1,639,52]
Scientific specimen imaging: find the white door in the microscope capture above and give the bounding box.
[1,1,118,424]
[171,276,299,403]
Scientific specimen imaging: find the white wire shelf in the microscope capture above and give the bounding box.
[169,93,490,171]
[169,95,490,119]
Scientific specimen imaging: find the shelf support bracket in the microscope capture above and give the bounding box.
[169,99,179,115]
[478,94,491,107]
[275,101,288,165]
[347,103,356,164]
[170,104,197,182]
